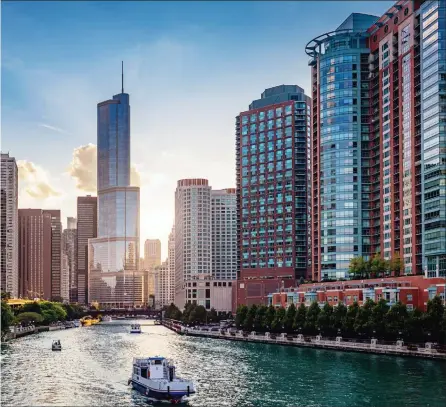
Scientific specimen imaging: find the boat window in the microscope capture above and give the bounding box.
[140,368,147,378]
[154,360,162,365]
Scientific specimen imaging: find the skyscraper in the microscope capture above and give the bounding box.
[307,0,446,280]
[211,188,237,280]
[18,209,52,299]
[63,221,77,303]
[76,195,97,303]
[144,239,161,270]
[167,225,175,305]
[175,179,211,308]
[1,153,18,297]
[235,85,311,307]
[307,13,379,282]
[88,67,142,307]
[44,210,63,300]
[174,180,234,312]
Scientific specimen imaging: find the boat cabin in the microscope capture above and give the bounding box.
[133,357,176,381]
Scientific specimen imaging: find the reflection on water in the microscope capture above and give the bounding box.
[1,320,446,407]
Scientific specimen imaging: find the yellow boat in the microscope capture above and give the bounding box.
[80,316,100,326]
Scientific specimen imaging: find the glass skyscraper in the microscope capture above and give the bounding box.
[88,77,142,307]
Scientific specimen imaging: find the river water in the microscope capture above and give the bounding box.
[1,320,445,407]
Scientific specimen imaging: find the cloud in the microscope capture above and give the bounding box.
[17,160,61,199]
[26,182,61,199]
[67,143,140,191]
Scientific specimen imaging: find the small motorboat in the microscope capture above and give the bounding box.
[130,324,142,334]
[72,320,81,328]
[128,356,195,403]
[102,315,112,323]
[52,340,62,351]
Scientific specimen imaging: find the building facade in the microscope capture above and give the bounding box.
[174,179,212,308]
[307,13,380,282]
[76,195,97,303]
[1,153,18,297]
[307,1,446,281]
[44,210,62,300]
[268,275,445,311]
[235,85,312,308]
[88,77,142,307]
[144,239,161,270]
[62,225,77,303]
[419,0,446,277]
[211,188,237,280]
[167,225,175,305]
[67,217,77,230]
[155,260,169,308]
[18,209,52,299]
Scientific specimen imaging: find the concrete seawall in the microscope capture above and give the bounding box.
[162,320,446,361]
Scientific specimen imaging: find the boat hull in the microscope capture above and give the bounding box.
[130,379,193,401]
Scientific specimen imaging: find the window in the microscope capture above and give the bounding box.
[407,294,413,301]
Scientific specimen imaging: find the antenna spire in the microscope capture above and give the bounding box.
[121,61,124,93]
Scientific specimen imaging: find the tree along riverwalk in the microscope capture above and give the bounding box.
[162,319,446,360]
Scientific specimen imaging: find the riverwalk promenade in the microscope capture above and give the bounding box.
[162,319,446,361]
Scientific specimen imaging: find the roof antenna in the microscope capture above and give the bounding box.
[121,61,124,93]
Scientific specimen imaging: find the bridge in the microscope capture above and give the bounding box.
[85,309,162,319]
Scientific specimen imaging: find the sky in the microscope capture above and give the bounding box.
[1,0,393,258]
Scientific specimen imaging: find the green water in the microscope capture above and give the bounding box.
[1,320,445,406]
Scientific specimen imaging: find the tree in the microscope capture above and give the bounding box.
[369,254,389,278]
[21,301,42,315]
[283,303,297,333]
[16,312,44,324]
[182,303,194,324]
[1,291,11,300]
[317,302,334,335]
[370,299,389,338]
[244,305,257,331]
[263,305,276,331]
[1,301,14,337]
[385,302,408,340]
[331,302,347,335]
[305,302,320,334]
[294,303,307,332]
[194,305,207,324]
[344,302,360,337]
[348,256,369,279]
[298,277,305,286]
[425,296,444,342]
[406,307,425,343]
[254,305,267,331]
[388,253,403,277]
[271,307,286,333]
[354,299,374,338]
[235,305,248,329]
[207,308,218,323]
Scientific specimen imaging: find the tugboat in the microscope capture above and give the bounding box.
[130,323,142,334]
[52,339,62,351]
[128,356,195,404]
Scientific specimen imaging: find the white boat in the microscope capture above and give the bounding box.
[130,324,142,334]
[52,339,62,351]
[102,316,112,322]
[128,356,195,403]
[72,320,81,328]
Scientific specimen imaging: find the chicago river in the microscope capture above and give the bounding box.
[1,320,445,407]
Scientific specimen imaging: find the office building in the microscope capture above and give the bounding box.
[44,210,62,300]
[88,68,143,307]
[61,252,70,301]
[62,223,77,302]
[1,153,18,298]
[167,225,175,305]
[76,195,97,303]
[307,0,446,281]
[155,260,168,308]
[18,209,52,299]
[211,188,237,280]
[235,85,312,308]
[144,239,161,270]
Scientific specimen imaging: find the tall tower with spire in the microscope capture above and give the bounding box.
[88,64,143,307]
